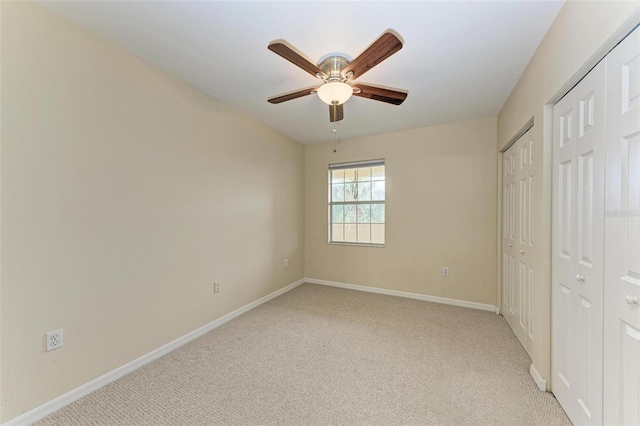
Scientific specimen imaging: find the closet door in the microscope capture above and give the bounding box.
[503,141,517,327]
[502,127,534,356]
[552,58,606,425]
[603,27,640,426]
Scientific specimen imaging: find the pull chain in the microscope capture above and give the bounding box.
[332,112,338,153]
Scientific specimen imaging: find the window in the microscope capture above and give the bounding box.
[329,159,385,246]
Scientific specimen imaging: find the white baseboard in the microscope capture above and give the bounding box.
[529,363,547,391]
[305,278,497,313]
[3,278,305,426]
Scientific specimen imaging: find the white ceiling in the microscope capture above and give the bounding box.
[36,1,564,144]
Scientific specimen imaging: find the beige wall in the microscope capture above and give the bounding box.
[497,0,639,388]
[305,117,498,306]
[0,2,304,421]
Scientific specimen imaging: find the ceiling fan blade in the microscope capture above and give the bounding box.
[352,83,407,105]
[343,31,403,80]
[268,87,318,104]
[268,40,327,79]
[329,104,344,122]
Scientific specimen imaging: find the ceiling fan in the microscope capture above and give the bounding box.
[267,30,408,123]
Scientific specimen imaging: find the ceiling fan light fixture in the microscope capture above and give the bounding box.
[317,81,353,105]
[267,31,407,122]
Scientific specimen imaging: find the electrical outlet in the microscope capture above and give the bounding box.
[284,258,289,268]
[214,282,221,293]
[46,329,63,352]
[442,267,449,276]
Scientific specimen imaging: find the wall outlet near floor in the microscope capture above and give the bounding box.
[46,329,63,352]
[214,282,221,293]
[284,258,289,268]
[442,267,449,276]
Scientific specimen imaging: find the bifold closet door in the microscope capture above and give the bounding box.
[552,58,606,425]
[603,28,640,426]
[502,127,534,356]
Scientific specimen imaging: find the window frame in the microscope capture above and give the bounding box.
[328,159,385,247]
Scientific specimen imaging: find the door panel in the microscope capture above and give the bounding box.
[604,27,640,426]
[559,159,573,259]
[503,150,516,316]
[502,127,534,356]
[552,57,606,426]
[578,151,594,267]
[557,283,572,390]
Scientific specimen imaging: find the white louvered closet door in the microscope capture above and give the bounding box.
[603,28,640,426]
[552,58,606,425]
[502,127,534,356]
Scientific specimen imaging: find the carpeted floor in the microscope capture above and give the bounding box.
[37,283,570,425]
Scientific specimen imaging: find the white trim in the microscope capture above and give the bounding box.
[305,278,497,313]
[529,363,547,392]
[501,118,534,153]
[2,279,305,426]
[495,306,501,315]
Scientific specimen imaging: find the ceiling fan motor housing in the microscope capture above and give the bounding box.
[317,55,351,82]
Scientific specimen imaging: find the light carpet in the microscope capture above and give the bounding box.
[37,283,570,425]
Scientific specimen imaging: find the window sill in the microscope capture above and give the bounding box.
[329,242,385,248]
